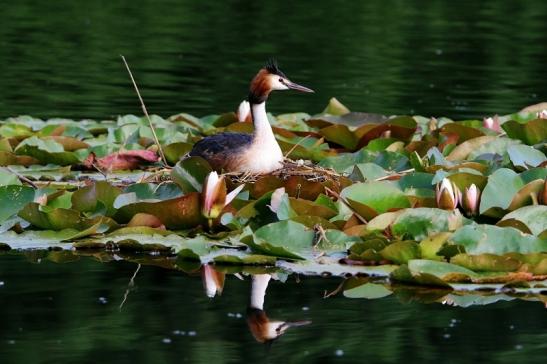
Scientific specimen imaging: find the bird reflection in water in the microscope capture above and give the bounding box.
[201,266,311,344]
[247,274,311,344]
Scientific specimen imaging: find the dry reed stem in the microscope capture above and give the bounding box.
[121,55,168,167]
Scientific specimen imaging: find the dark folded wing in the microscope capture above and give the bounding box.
[189,132,253,170]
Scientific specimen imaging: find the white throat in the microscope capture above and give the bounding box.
[239,102,283,173]
[251,102,274,141]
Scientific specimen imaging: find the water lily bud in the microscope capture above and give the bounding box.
[202,171,227,219]
[462,184,481,216]
[537,109,547,119]
[436,178,460,210]
[483,116,501,132]
[237,100,251,123]
[201,171,244,220]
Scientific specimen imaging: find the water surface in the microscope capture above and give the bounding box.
[0,253,545,364]
[1,1,547,120]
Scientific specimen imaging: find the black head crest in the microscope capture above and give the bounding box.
[264,59,286,78]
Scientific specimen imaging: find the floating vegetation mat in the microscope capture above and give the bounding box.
[0,98,546,292]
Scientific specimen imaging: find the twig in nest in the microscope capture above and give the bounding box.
[121,55,168,168]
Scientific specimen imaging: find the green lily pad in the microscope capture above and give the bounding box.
[0,185,35,223]
[71,181,122,216]
[500,205,547,236]
[502,119,547,145]
[341,181,410,215]
[450,253,522,272]
[249,220,315,260]
[392,208,469,240]
[507,144,546,168]
[449,224,547,254]
[380,240,421,264]
[171,157,212,193]
[343,282,393,299]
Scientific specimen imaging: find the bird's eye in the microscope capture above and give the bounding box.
[279,78,284,83]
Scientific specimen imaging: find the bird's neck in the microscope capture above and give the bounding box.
[250,274,271,310]
[251,102,275,143]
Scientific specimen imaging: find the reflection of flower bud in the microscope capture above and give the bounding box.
[461,184,480,216]
[201,264,225,298]
[436,178,460,210]
[483,116,501,132]
[201,172,244,219]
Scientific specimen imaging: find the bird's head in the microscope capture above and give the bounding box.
[248,59,314,104]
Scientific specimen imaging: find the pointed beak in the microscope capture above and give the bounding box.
[285,80,314,93]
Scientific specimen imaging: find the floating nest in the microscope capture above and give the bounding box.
[225,159,343,184]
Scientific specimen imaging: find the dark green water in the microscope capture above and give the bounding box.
[0,254,546,364]
[2,1,547,362]
[1,1,547,120]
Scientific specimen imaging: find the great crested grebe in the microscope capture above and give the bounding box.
[189,60,314,173]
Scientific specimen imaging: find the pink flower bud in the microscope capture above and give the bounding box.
[201,171,244,219]
[462,184,481,216]
[483,116,502,132]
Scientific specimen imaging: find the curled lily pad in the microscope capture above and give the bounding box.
[18,203,83,230]
[500,206,547,236]
[502,119,547,145]
[71,181,122,217]
[114,193,203,229]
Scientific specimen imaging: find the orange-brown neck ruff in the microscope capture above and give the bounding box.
[248,69,272,104]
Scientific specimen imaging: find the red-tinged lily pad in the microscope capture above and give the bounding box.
[0,151,40,166]
[114,192,203,229]
[127,213,165,229]
[445,136,497,161]
[356,116,417,147]
[84,150,159,171]
[439,123,484,143]
[306,112,387,129]
[319,124,359,150]
[42,136,89,151]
